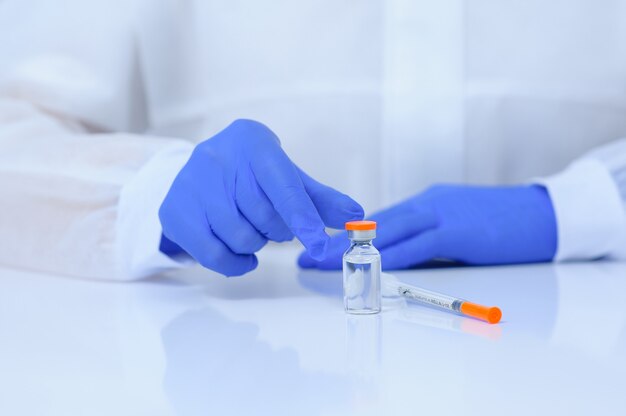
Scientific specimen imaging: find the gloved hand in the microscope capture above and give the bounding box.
[298,184,557,269]
[159,119,364,276]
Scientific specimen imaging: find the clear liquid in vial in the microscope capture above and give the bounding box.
[343,256,381,314]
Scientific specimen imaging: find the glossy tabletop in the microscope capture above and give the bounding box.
[1,244,625,415]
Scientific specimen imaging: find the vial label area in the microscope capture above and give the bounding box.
[343,257,381,314]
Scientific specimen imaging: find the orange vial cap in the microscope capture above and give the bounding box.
[345,220,377,231]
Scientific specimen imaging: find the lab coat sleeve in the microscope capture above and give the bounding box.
[0,98,195,280]
[536,139,626,261]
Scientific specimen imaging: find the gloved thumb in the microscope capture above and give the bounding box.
[297,168,364,229]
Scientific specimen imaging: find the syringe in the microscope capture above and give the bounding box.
[382,273,502,324]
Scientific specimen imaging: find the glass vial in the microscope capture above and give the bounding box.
[343,221,381,314]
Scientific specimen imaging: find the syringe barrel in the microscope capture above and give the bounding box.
[398,285,464,312]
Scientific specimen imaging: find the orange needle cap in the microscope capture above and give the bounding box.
[460,302,502,324]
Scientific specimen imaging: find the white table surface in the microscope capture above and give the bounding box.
[1,244,625,416]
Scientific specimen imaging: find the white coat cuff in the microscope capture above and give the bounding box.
[535,158,625,261]
[117,142,195,279]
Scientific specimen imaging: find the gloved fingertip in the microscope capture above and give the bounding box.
[321,198,365,229]
[346,206,365,221]
[307,236,329,261]
[225,255,258,277]
[297,251,317,268]
[337,195,364,218]
[272,230,295,243]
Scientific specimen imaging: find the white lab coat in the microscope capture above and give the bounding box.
[1,0,626,280]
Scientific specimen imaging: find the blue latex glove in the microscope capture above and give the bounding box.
[159,119,364,276]
[298,184,557,270]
